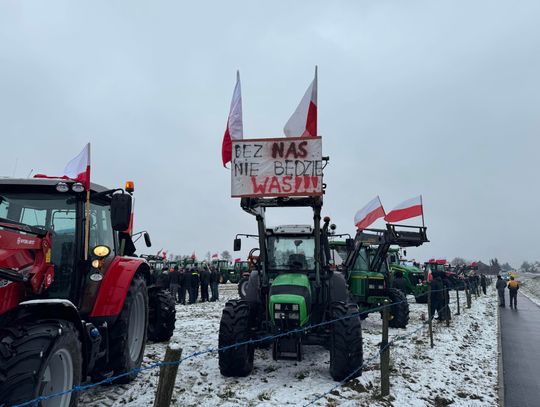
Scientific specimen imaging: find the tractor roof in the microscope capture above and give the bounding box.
[271,225,313,234]
[0,177,108,193]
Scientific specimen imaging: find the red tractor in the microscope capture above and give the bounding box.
[0,177,173,406]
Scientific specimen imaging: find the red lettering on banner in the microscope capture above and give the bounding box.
[268,176,281,193]
[250,177,269,194]
[282,176,292,193]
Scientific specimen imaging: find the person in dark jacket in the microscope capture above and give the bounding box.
[200,265,211,302]
[189,266,200,304]
[495,275,506,307]
[178,267,187,305]
[392,271,407,293]
[430,272,445,320]
[169,265,180,303]
[480,274,487,295]
[210,266,220,301]
[182,267,191,305]
[507,276,519,309]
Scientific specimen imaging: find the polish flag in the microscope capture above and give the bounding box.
[354,196,386,230]
[212,253,218,259]
[384,196,423,223]
[284,67,317,138]
[35,143,91,190]
[234,258,241,263]
[221,71,243,167]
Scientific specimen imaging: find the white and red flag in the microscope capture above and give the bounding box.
[35,143,91,190]
[221,71,243,167]
[354,196,386,230]
[384,195,423,223]
[212,253,218,259]
[283,67,317,138]
[234,258,241,263]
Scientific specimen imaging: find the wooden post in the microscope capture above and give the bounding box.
[380,299,390,397]
[427,282,434,348]
[154,346,182,407]
[456,289,460,315]
[466,284,472,309]
[444,286,450,327]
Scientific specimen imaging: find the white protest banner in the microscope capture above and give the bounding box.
[231,136,323,197]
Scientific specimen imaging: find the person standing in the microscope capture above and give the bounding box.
[178,267,187,305]
[182,267,191,305]
[507,276,520,309]
[430,272,444,320]
[169,265,180,303]
[480,274,487,295]
[200,265,210,302]
[189,266,200,304]
[210,265,220,301]
[496,275,506,307]
[392,271,407,293]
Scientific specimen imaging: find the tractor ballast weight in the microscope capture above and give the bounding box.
[218,194,363,381]
[341,224,428,328]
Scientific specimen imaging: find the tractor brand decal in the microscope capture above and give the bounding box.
[16,237,35,245]
[231,137,323,197]
[0,279,12,288]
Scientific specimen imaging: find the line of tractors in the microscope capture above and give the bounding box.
[0,176,481,406]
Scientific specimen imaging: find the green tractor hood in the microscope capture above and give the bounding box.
[269,273,311,326]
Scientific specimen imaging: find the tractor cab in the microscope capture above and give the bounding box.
[387,248,429,303]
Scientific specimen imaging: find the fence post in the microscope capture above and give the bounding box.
[154,346,182,407]
[427,283,433,348]
[456,288,460,315]
[380,299,390,397]
[466,284,472,309]
[444,286,450,327]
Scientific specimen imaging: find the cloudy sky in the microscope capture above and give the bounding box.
[1,1,539,267]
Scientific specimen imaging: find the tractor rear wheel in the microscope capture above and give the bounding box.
[108,274,148,383]
[148,288,176,342]
[218,300,254,377]
[0,319,82,407]
[238,276,249,299]
[388,288,409,328]
[329,302,363,381]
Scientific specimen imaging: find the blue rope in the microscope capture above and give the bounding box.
[12,287,460,407]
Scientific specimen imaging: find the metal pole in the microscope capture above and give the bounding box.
[381,299,390,397]
[427,282,433,348]
[84,190,90,260]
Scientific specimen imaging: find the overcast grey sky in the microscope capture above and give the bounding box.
[1,1,539,266]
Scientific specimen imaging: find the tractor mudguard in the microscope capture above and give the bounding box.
[89,257,150,318]
[329,272,348,303]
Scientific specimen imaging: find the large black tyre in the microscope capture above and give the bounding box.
[388,288,409,328]
[108,274,148,383]
[329,302,363,382]
[218,300,254,377]
[238,276,249,299]
[0,319,82,407]
[148,288,176,342]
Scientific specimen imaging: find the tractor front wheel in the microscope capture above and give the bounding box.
[218,300,254,377]
[108,274,148,383]
[0,319,82,407]
[238,277,249,299]
[388,288,410,328]
[148,288,176,342]
[329,302,363,381]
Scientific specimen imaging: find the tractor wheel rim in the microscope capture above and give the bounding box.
[128,291,146,362]
[41,348,74,407]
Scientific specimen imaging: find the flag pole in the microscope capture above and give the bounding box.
[84,143,91,261]
[420,194,425,228]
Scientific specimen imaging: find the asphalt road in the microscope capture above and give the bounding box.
[500,291,540,407]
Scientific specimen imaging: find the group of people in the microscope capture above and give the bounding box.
[496,275,520,309]
[166,265,220,304]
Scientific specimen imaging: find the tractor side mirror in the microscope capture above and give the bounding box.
[111,193,132,231]
[144,232,152,247]
[403,250,407,257]
[346,238,354,250]
[234,238,241,251]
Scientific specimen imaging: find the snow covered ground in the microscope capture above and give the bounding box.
[79,284,498,406]
[517,273,540,306]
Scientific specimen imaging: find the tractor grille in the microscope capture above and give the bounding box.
[367,278,385,297]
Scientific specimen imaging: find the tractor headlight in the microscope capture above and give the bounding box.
[369,284,375,289]
[55,182,69,193]
[289,312,299,320]
[275,304,282,310]
[378,285,384,289]
[71,182,85,193]
[292,304,299,311]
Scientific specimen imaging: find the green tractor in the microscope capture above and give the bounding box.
[218,196,363,381]
[211,259,233,283]
[387,249,429,303]
[340,224,428,328]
